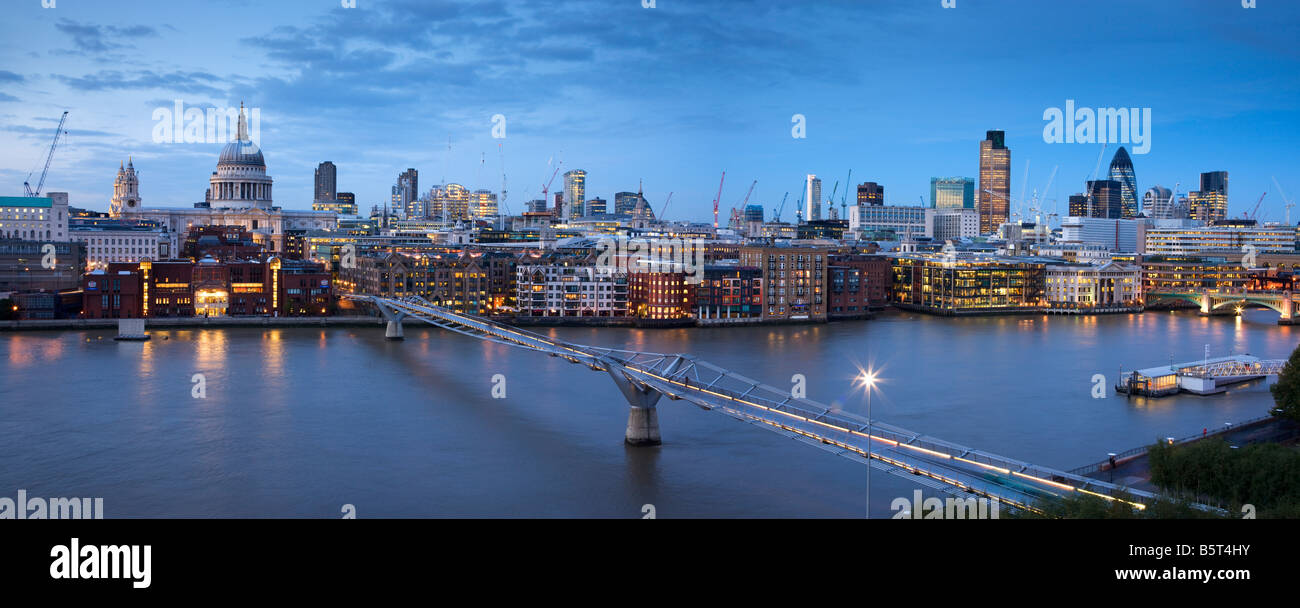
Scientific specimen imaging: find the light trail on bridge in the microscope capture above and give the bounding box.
[349,294,1196,515]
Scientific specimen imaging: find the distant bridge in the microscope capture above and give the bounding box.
[1147,289,1296,325]
[347,294,1208,515]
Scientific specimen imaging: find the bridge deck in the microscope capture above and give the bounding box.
[352,295,1203,514]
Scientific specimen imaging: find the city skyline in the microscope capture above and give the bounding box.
[1,0,1298,223]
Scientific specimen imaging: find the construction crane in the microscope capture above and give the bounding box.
[1273,177,1295,225]
[739,180,757,210]
[540,161,563,214]
[774,192,788,222]
[1082,143,1108,217]
[24,111,69,197]
[841,169,852,219]
[826,180,839,219]
[1249,192,1266,220]
[659,192,674,219]
[712,171,726,229]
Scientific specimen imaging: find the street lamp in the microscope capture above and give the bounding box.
[858,367,879,519]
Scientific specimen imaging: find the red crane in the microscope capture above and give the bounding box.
[712,171,726,228]
[541,161,563,214]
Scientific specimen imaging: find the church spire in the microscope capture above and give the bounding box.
[237,101,248,141]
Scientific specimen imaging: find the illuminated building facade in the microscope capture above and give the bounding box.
[739,245,829,322]
[891,253,1046,314]
[977,130,1010,234]
[1107,147,1138,218]
[930,177,974,210]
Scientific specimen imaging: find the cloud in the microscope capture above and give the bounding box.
[0,71,24,83]
[54,19,160,53]
[54,70,228,97]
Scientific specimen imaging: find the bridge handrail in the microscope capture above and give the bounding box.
[358,294,1210,512]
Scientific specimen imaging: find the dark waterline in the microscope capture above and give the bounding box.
[1,310,1294,517]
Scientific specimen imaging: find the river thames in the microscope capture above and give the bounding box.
[1,310,1294,517]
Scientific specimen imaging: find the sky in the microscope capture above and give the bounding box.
[0,0,1298,224]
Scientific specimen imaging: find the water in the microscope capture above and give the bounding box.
[1,310,1295,518]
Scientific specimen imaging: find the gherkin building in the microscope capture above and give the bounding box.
[1107,146,1138,218]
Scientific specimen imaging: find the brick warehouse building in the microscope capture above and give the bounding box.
[81,256,331,319]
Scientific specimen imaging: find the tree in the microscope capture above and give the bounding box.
[1270,342,1300,423]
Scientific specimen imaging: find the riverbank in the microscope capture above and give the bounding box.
[1,316,385,332]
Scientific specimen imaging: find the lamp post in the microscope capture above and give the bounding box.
[859,368,878,519]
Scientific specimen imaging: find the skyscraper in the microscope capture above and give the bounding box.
[1085,180,1123,219]
[563,170,586,219]
[469,189,498,219]
[1143,186,1174,219]
[856,182,884,207]
[1191,171,1229,223]
[804,174,822,221]
[1107,147,1137,218]
[930,177,975,209]
[978,130,1010,234]
[314,161,337,204]
[395,168,418,219]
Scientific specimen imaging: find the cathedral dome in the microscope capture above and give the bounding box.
[218,139,265,167]
[216,103,264,167]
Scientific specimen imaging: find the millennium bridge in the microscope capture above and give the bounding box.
[347,294,1204,515]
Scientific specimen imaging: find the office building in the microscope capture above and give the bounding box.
[804,175,822,221]
[1043,261,1142,311]
[1143,225,1295,256]
[1143,186,1175,220]
[932,208,980,241]
[1107,147,1138,218]
[849,205,933,239]
[314,161,337,204]
[1,193,70,241]
[892,253,1045,315]
[931,177,975,209]
[563,170,586,219]
[857,182,885,207]
[978,130,1010,234]
[1060,216,1145,252]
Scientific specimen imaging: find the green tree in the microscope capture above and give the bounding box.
[1270,343,1300,423]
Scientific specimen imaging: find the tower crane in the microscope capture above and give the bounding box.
[774,192,788,222]
[659,192,674,219]
[24,111,69,197]
[712,171,726,229]
[541,161,563,214]
[1082,143,1108,217]
[841,169,852,219]
[1249,192,1266,220]
[1273,177,1295,225]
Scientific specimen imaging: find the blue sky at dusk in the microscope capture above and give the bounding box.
[1,0,1297,223]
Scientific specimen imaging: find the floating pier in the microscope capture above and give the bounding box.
[1115,354,1285,397]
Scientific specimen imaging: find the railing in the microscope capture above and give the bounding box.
[1068,414,1277,475]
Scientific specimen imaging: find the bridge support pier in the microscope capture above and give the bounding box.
[375,301,407,341]
[1280,292,1295,325]
[625,407,661,447]
[607,363,670,447]
[1199,293,1212,315]
[385,319,405,340]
